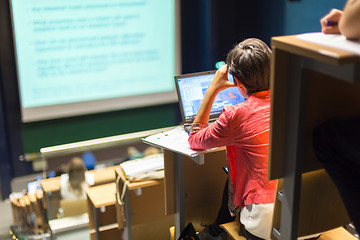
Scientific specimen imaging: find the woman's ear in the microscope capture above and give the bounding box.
[234,77,248,99]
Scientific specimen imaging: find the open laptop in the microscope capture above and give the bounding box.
[175,70,246,132]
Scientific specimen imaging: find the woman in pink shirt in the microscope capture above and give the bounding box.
[188,38,277,240]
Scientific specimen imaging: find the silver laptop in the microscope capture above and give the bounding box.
[175,70,246,132]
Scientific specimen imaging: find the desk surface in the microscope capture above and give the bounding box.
[86,182,116,208]
[142,126,225,162]
[271,35,360,65]
[41,165,120,193]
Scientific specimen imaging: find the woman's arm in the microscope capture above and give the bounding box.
[339,0,360,39]
[192,65,235,125]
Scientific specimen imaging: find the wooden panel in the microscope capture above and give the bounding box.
[220,221,246,240]
[119,149,226,236]
[86,183,117,228]
[301,71,360,174]
[268,47,290,180]
[130,180,167,225]
[271,170,350,239]
[91,217,174,240]
[297,170,350,236]
[184,150,227,231]
[131,215,174,240]
[163,149,227,229]
[90,225,123,240]
[93,166,119,186]
[114,167,166,227]
[269,53,360,180]
[271,35,360,65]
[114,166,175,239]
[97,205,117,227]
[59,199,87,217]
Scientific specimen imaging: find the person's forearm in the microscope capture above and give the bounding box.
[339,0,360,39]
[192,65,232,125]
[193,86,219,124]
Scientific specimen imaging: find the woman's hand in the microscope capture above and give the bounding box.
[192,65,236,125]
[208,65,236,93]
[320,8,343,34]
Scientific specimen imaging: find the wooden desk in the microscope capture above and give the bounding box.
[87,182,121,240]
[41,165,120,220]
[114,168,173,240]
[143,130,227,239]
[40,177,61,194]
[87,168,172,240]
[269,35,360,239]
[163,148,227,239]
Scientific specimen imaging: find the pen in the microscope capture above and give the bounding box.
[325,20,338,27]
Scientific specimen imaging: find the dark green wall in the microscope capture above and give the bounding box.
[22,103,180,153]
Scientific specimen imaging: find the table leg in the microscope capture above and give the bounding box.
[174,152,185,239]
[279,55,308,240]
[92,202,100,240]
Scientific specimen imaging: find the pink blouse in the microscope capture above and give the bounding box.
[188,90,277,210]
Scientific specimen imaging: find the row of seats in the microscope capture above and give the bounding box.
[9,189,49,237]
[10,163,174,240]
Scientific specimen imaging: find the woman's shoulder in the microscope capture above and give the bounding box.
[85,172,95,185]
[60,174,69,186]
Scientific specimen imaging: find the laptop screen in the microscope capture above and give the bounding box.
[175,71,246,122]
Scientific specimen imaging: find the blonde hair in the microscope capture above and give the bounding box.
[67,157,86,197]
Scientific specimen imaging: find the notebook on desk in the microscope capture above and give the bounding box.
[175,70,245,132]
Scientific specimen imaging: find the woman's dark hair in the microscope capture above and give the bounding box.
[226,38,272,95]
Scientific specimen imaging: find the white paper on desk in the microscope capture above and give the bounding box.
[297,32,360,55]
[142,126,207,158]
[120,153,164,178]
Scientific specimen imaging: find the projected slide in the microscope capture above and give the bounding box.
[10,0,175,120]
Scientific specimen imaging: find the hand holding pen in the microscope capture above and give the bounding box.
[320,8,343,34]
